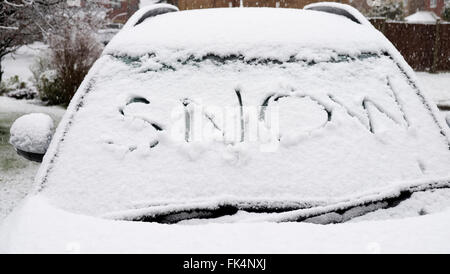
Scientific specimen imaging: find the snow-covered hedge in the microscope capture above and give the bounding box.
[0,75,37,100]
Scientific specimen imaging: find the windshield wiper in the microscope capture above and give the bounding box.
[104,179,450,224]
[134,205,240,224]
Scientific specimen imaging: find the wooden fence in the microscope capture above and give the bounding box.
[370,19,450,72]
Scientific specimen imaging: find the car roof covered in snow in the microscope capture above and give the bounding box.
[103,7,391,60]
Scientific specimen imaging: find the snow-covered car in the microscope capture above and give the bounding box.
[2,3,450,253]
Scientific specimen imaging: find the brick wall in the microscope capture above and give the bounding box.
[424,0,446,16]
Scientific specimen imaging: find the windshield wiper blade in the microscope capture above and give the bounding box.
[103,200,317,224]
[132,205,240,224]
[102,178,450,224]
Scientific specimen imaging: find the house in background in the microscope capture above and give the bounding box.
[405,0,425,15]
[424,0,446,15]
[347,0,420,17]
[108,0,140,23]
[403,0,446,21]
[405,10,440,22]
[165,1,338,10]
[68,0,449,23]
[164,0,447,19]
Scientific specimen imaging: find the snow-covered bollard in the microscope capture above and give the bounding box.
[9,113,54,161]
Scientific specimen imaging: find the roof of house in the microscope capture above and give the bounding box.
[405,11,440,23]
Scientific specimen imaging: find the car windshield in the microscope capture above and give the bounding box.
[39,51,450,223]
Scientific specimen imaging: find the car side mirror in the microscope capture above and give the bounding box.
[9,113,55,163]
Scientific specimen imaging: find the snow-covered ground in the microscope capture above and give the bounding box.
[416,72,450,107]
[0,97,64,221]
[1,42,48,86]
[0,43,61,221]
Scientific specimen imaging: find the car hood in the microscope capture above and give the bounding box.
[2,193,450,253]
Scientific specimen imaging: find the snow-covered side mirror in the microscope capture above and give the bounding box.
[122,4,179,30]
[9,113,55,163]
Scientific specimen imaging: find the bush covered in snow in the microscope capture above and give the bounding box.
[0,75,25,94]
[368,0,404,21]
[45,3,106,107]
[33,68,62,105]
[0,75,37,100]
[31,54,54,101]
[45,31,102,106]
[28,4,105,106]
[442,2,450,22]
[6,88,38,100]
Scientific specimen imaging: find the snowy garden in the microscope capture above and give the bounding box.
[0,0,115,222]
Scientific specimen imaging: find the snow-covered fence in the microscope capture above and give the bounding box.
[370,18,450,72]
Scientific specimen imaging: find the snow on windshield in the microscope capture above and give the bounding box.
[39,52,450,217]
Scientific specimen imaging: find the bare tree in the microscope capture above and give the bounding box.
[0,1,66,81]
[0,0,108,82]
